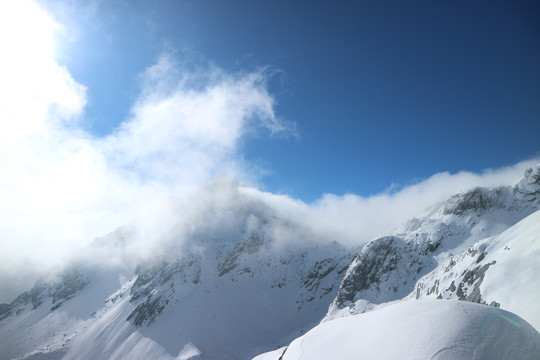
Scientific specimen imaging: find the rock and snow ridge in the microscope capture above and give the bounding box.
[255,208,540,360]
[326,164,540,321]
[0,178,358,360]
[411,208,540,331]
[1,165,540,360]
[253,165,540,359]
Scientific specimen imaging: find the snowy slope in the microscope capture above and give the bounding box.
[2,166,540,360]
[412,209,540,330]
[0,178,357,360]
[254,300,540,360]
[326,165,540,321]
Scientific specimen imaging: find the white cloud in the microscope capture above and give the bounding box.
[0,0,537,305]
[0,1,86,130]
[0,2,294,302]
[233,159,538,249]
[298,160,540,245]
[103,55,291,190]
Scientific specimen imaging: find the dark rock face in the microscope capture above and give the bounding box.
[128,253,201,327]
[217,232,265,277]
[299,257,348,304]
[127,292,167,327]
[333,236,436,309]
[414,244,498,306]
[48,271,91,311]
[0,269,89,320]
[443,187,507,216]
[443,165,540,217]
[336,237,402,305]
[457,261,496,303]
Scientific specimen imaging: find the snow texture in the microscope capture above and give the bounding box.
[254,300,540,360]
[326,165,540,322]
[2,165,540,360]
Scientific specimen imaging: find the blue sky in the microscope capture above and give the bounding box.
[0,0,539,301]
[46,0,540,201]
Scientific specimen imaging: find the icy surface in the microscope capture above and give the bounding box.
[255,300,540,360]
[406,210,540,330]
[475,210,540,329]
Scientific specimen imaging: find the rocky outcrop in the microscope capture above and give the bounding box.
[0,269,89,320]
[443,187,508,216]
[412,240,499,306]
[128,253,201,326]
[217,232,266,277]
[327,165,540,319]
[331,236,436,312]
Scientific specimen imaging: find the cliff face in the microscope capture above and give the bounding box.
[326,165,540,321]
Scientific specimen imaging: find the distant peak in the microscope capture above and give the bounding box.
[515,163,540,193]
[523,164,540,183]
[441,164,540,216]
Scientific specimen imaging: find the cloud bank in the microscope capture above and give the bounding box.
[298,160,539,244]
[0,1,294,302]
[0,1,538,303]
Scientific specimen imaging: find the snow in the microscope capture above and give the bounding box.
[2,165,540,360]
[0,189,356,360]
[255,300,540,360]
[480,210,540,331]
[176,343,202,360]
[406,210,540,332]
[252,347,286,360]
[326,168,540,322]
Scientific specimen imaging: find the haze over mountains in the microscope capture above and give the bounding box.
[1,164,540,360]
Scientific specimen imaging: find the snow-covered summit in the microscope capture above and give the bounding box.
[326,165,540,325]
[0,180,357,360]
[2,165,540,360]
[254,166,540,360]
[442,164,540,217]
[515,163,540,194]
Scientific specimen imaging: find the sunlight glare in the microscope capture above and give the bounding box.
[0,0,85,136]
[0,0,58,63]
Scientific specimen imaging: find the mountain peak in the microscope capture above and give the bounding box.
[3,166,540,360]
[516,163,540,194]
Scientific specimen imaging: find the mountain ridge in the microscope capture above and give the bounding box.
[1,164,539,360]
[325,164,540,321]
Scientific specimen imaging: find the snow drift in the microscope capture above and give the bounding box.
[254,300,540,360]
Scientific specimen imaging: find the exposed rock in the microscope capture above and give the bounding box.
[217,232,265,277]
[443,187,507,216]
[128,253,201,327]
[0,269,89,320]
[333,236,434,309]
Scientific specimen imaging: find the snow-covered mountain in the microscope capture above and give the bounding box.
[1,166,540,360]
[256,207,540,360]
[326,164,540,321]
[253,166,540,359]
[0,177,357,360]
